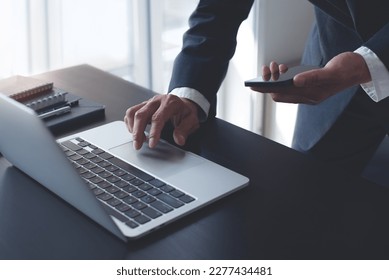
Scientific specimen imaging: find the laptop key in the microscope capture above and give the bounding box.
[76,149,89,155]
[69,154,83,161]
[116,204,131,213]
[124,209,141,219]
[106,175,120,183]
[97,161,111,168]
[160,185,175,193]
[75,138,88,144]
[108,157,154,182]
[100,152,114,160]
[81,171,95,180]
[91,166,104,174]
[138,183,152,191]
[123,185,137,193]
[106,186,120,194]
[84,162,97,169]
[134,215,151,225]
[62,140,82,151]
[76,158,89,165]
[90,176,104,184]
[157,193,184,208]
[90,157,104,163]
[141,207,162,219]
[78,142,90,148]
[99,171,112,179]
[123,196,138,205]
[147,187,162,196]
[179,194,195,203]
[114,191,129,199]
[113,169,126,177]
[141,195,156,204]
[115,180,129,188]
[65,150,76,157]
[125,220,139,229]
[107,198,122,207]
[132,190,146,198]
[97,193,113,201]
[93,188,104,196]
[149,179,166,188]
[106,165,119,172]
[107,175,121,184]
[84,153,97,160]
[170,190,185,198]
[77,167,88,174]
[132,201,147,210]
[150,200,173,213]
[130,178,144,186]
[122,173,135,181]
[92,148,105,155]
[97,181,112,189]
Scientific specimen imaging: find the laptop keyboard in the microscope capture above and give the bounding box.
[59,137,195,229]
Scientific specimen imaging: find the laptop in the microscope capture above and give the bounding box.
[0,93,249,240]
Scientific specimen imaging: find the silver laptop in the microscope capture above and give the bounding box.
[0,93,249,240]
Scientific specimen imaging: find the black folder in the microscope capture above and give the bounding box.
[44,93,105,134]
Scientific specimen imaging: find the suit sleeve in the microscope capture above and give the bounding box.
[363,23,389,72]
[346,0,389,71]
[168,0,254,118]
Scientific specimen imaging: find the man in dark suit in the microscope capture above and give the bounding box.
[125,0,389,175]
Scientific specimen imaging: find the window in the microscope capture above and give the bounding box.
[0,0,133,79]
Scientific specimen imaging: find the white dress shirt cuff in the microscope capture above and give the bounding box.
[169,87,210,121]
[354,46,389,102]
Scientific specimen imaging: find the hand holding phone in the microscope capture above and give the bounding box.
[244,65,320,88]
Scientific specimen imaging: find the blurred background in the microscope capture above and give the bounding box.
[0,0,313,146]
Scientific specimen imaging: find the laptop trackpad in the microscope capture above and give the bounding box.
[109,141,203,179]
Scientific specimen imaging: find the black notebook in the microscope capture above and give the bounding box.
[44,92,105,133]
[0,75,105,133]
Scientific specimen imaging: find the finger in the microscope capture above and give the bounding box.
[148,110,168,149]
[124,102,147,133]
[270,61,279,72]
[132,99,161,150]
[261,65,271,81]
[148,95,183,148]
[279,64,288,73]
[270,61,280,81]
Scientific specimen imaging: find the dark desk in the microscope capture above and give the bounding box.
[1,65,389,260]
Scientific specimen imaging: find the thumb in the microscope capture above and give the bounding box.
[172,116,199,146]
[173,130,186,146]
[293,69,325,87]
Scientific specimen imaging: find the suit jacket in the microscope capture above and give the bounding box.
[168,0,389,150]
[293,0,389,151]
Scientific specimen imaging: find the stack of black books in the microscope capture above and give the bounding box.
[0,75,105,133]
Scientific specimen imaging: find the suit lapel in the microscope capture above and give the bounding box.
[309,0,353,28]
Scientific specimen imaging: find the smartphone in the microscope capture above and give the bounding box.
[244,65,320,88]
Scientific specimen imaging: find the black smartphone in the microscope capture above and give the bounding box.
[244,65,320,88]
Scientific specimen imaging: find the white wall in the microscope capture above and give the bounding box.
[257,0,314,146]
